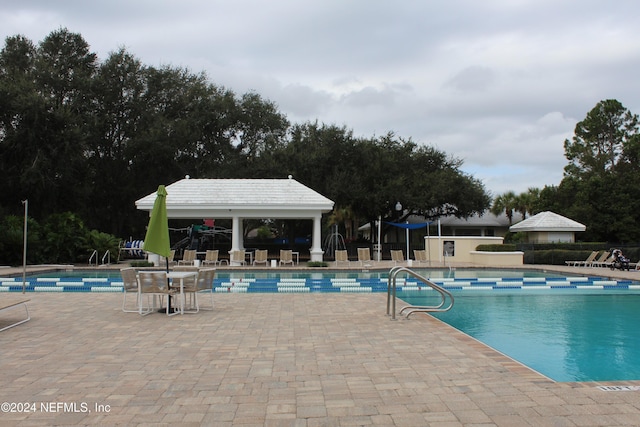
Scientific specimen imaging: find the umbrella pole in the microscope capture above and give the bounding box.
[157,256,173,313]
[166,257,172,313]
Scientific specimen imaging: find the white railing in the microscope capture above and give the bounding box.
[88,250,98,266]
[101,250,111,266]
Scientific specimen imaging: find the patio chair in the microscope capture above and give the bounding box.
[138,271,179,316]
[390,250,405,265]
[357,247,371,266]
[161,250,176,267]
[253,249,269,266]
[230,250,246,266]
[334,250,350,266]
[178,249,197,266]
[279,249,294,266]
[182,268,216,313]
[413,250,428,264]
[120,267,140,313]
[202,250,221,266]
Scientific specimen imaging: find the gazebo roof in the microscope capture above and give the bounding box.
[136,177,335,219]
[509,211,586,232]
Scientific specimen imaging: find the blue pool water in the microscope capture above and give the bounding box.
[2,268,636,293]
[401,290,640,382]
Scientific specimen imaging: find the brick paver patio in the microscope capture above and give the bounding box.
[2,288,640,426]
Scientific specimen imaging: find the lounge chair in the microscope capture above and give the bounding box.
[279,249,294,266]
[334,250,350,266]
[591,251,611,268]
[357,247,371,266]
[202,250,221,266]
[178,249,197,266]
[413,250,428,264]
[230,250,246,266]
[565,251,598,267]
[390,250,405,265]
[0,297,31,332]
[253,249,269,266]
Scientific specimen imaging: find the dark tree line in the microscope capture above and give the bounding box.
[0,29,490,260]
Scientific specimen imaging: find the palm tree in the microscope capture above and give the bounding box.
[491,191,517,224]
[327,205,357,241]
[514,188,541,220]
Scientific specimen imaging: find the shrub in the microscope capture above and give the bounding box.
[130,260,154,268]
[307,261,328,267]
[476,244,517,252]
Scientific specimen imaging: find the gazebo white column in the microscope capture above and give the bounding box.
[230,216,241,251]
[309,214,324,262]
[230,216,243,265]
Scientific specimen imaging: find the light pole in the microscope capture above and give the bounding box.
[395,202,410,260]
[376,215,381,261]
[21,200,28,294]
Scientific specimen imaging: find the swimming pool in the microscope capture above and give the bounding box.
[2,268,636,293]
[400,290,640,382]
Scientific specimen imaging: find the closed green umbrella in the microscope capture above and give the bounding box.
[143,185,173,311]
[143,185,171,259]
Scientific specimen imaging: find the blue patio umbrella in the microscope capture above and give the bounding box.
[385,221,429,260]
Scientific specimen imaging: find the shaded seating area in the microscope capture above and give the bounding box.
[135,178,335,264]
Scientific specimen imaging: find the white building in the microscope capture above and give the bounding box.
[136,176,335,262]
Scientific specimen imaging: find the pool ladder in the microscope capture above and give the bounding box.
[88,250,112,266]
[387,266,454,320]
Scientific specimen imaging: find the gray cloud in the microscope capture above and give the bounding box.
[2,0,640,195]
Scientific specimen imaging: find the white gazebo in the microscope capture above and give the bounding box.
[135,176,335,262]
[509,211,586,243]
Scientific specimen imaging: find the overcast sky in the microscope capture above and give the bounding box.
[3,1,640,197]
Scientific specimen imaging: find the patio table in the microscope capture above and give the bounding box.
[143,270,198,315]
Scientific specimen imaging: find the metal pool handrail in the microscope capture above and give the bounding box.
[387,266,454,320]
